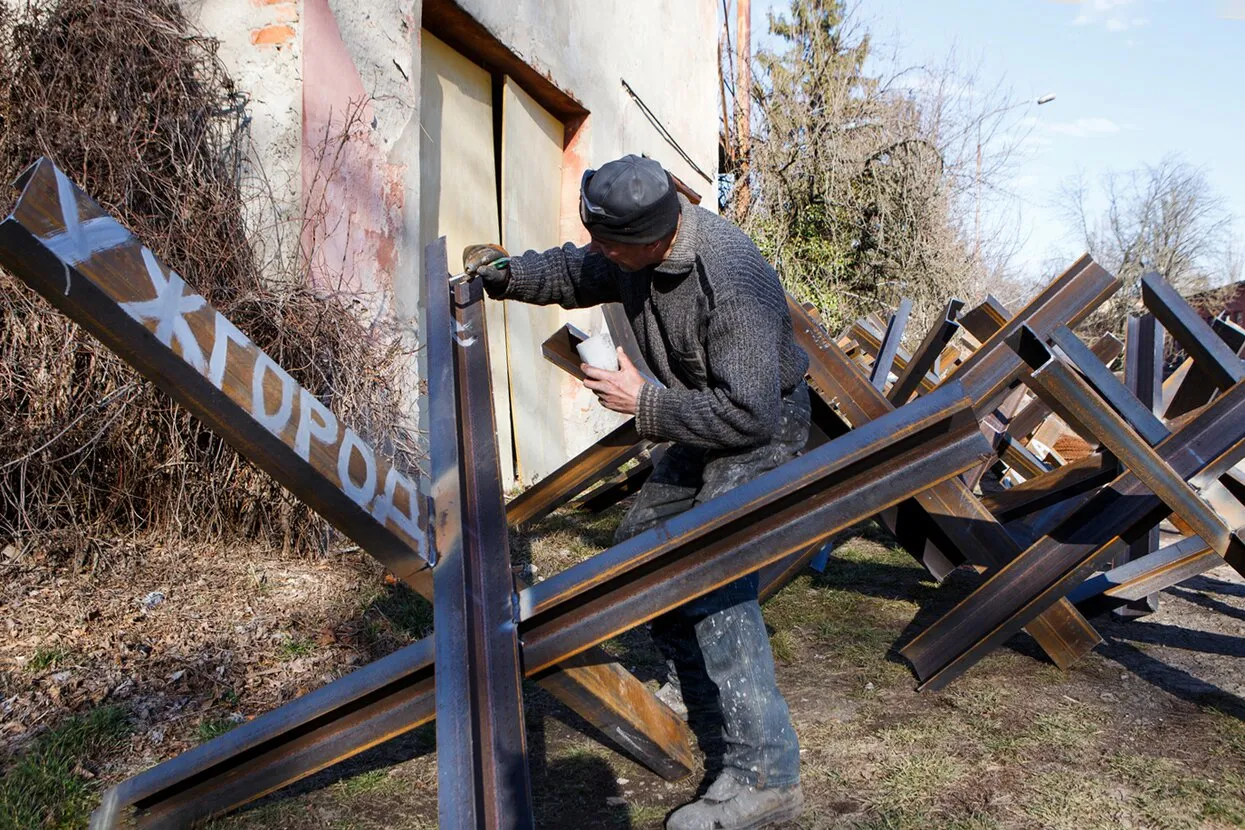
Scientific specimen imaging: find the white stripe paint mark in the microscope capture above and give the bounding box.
[40,166,132,294]
[120,247,207,371]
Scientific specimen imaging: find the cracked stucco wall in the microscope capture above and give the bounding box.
[87,0,718,469]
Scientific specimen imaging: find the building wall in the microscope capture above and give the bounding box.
[191,0,720,484]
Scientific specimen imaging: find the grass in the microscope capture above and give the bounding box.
[25,646,73,673]
[197,716,240,743]
[276,637,316,661]
[0,706,131,830]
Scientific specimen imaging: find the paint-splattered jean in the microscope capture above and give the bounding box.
[613,383,809,790]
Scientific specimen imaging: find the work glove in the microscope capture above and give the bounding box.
[462,243,510,298]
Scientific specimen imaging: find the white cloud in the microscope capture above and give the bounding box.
[1066,0,1152,31]
[1043,117,1124,137]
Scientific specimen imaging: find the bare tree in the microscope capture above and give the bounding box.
[1060,155,1238,336]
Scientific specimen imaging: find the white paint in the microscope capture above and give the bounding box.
[251,350,297,435]
[295,387,340,459]
[337,427,378,507]
[208,311,254,389]
[121,247,208,372]
[453,318,477,347]
[372,466,422,540]
[41,165,133,267]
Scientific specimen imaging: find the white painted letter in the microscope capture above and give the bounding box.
[209,312,252,389]
[295,388,339,460]
[251,351,295,436]
[373,467,423,540]
[337,428,377,508]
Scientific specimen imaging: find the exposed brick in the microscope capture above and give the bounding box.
[251,24,295,46]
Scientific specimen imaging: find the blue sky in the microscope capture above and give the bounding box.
[750,0,1245,280]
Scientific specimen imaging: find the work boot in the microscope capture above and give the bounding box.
[666,770,804,829]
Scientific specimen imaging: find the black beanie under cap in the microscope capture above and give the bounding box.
[580,155,681,244]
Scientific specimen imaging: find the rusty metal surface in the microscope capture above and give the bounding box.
[1068,536,1216,616]
[942,255,1120,416]
[1142,271,1245,390]
[785,298,1100,665]
[505,420,648,526]
[870,298,913,391]
[889,298,963,405]
[96,381,990,827]
[438,263,534,826]
[519,381,993,674]
[1113,313,1164,604]
[541,322,590,380]
[1014,325,1245,566]
[901,378,1245,690]
[1006,334,1123,443]
[958,295,1011,342]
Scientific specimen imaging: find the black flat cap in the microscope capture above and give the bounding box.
[580,155,681,244]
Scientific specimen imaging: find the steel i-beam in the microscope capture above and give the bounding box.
[870,298,913,391]
[942,254,1119,417]
[787,299,1101,667]
[0,158,433,591]
[0,162,693,824]
[889,298,964,405]
[1010,328,1245,567]
[901,376,1245,691]
[429,241,534,828]
[97,376,993,827]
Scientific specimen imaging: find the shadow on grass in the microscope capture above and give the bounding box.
[1095,638,1245,720]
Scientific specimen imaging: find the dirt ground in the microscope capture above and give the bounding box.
[1,505,1243,829]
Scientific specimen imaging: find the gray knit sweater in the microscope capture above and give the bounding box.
[502,196,809,450]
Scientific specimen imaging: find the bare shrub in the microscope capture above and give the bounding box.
[0,0,419,565]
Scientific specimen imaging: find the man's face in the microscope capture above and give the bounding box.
[587,234,662,272]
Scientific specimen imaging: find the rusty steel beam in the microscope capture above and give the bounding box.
[1048,325,1166,446]
[901,377,1245,691]
[889,298,964,405]
[518,381,992,673]
[1068,536,1216,617]
[870,298,913,391]
[958,295,1011,342]
[1160,316,1245,420]
[982,453,1120,549]
[11,164,690,826]
[541,321,590,380]
[1007,334,1124,443]
[1142,271,1245,391]
[0,158,433,593]
[97,378,991,828]
[942,255,1119,416]
[1114,314,1164,609]
[787,298,1101,666]
[1013,326,1245,568]
[571,455,655,513]
[435,266,533,826]
[505,420,649,526]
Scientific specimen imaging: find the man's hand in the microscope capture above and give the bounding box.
[462,243,510,298]
[582,348,647,415]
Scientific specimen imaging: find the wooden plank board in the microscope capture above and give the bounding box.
[420,31,513,488]
[500,77,573,486]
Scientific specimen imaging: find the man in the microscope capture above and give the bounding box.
[463,155,808,830]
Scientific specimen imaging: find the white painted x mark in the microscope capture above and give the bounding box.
[39,166,132,293]
[121,247,207,372]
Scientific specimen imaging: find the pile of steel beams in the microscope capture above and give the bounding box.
[2,160,1242,827]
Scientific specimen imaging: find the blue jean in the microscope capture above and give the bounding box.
[613,384,809,789]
